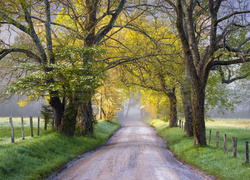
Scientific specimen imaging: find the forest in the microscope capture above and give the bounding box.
[0,0,249,146]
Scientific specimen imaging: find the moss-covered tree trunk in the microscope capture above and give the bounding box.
[167,88,177,127]
[192,81,207,145]
[76,100,94,136]
[181,72,193,137]
[60,99,78,136]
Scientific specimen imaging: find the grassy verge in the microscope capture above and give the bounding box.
[150,119,250,180]
[0,119,120,180]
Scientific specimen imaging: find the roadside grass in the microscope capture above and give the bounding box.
[150,118,250,180]
[0,118,120,180]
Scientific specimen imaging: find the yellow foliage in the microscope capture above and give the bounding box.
[17,99,28,107]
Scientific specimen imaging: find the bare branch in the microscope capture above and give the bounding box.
[164,0,177,12]
[30,16,82,36]
[212,56,250,67]
[99,25,158,45]
[216,41,250,53]
[216,10,250,25]
[219,66,250,84]
[0,11,31,35]
[237,37,250,50]
[216,23,250,44]
[103,36,134,53]
[105,53,179,70]
[94,0,126,44]
[0,48,42,63]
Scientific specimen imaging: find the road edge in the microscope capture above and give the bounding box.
[151,126,218,180]
[46,126,121,180]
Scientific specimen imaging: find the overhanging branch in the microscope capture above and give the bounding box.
[0,48,42,63]
[216,10,250,25]
[94,0,126,44]
[219,66,250,84]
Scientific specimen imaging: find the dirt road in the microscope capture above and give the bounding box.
[51,119,212,180]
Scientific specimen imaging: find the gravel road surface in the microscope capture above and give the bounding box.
[52,119,212,180]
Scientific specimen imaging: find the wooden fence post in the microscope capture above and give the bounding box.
[232,137,237,157]
[223,134,227,153]
[216,131,219,148]
[246,141,249,163]
[179,120,181,128]
[21,117,25,140]
[209,130,211,145]
[30,117,33,137]
[9,117,14,143]
[37,117,40,136]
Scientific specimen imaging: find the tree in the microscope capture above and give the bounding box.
[52,0,127,135]
[181,71,193,136]
[164,0,250,145]
[0,0,63,130]
[0,1,106,136]
[112,17,184,127]
[94,70,126,121]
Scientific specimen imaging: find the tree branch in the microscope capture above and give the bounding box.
[164,0,177,12]
[20,1,47,63]
[212,56,250,66]
[99,25,157,45]
[94,0,126,44]
[104,53,181,70]
[219,66,250,84]
[216,10,250,25]
[0,11,31,35]
[30,15,83,38]
[237,37,250,50]
[0,48,42,63]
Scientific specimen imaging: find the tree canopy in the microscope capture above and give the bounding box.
[0,0,249,144]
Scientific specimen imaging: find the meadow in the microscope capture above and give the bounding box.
[0,117,51,143]
[0,118,120,180]
[150,118,250,180]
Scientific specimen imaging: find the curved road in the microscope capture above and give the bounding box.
[52,119,212,180]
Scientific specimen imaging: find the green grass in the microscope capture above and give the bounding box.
[150,118,250,180]
[0,117,52,143]
[0,118,120,180]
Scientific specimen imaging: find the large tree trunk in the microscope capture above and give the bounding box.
[192,83,207,145]
[49,96,62,131]
[74,0,98,135]
[167,88,177,127]
[76,101,94,135]
[60,99,78,136]
[181,72,193,137]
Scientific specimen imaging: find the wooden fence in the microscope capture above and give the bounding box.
[178,119,249,163]
[5,117,53,143]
